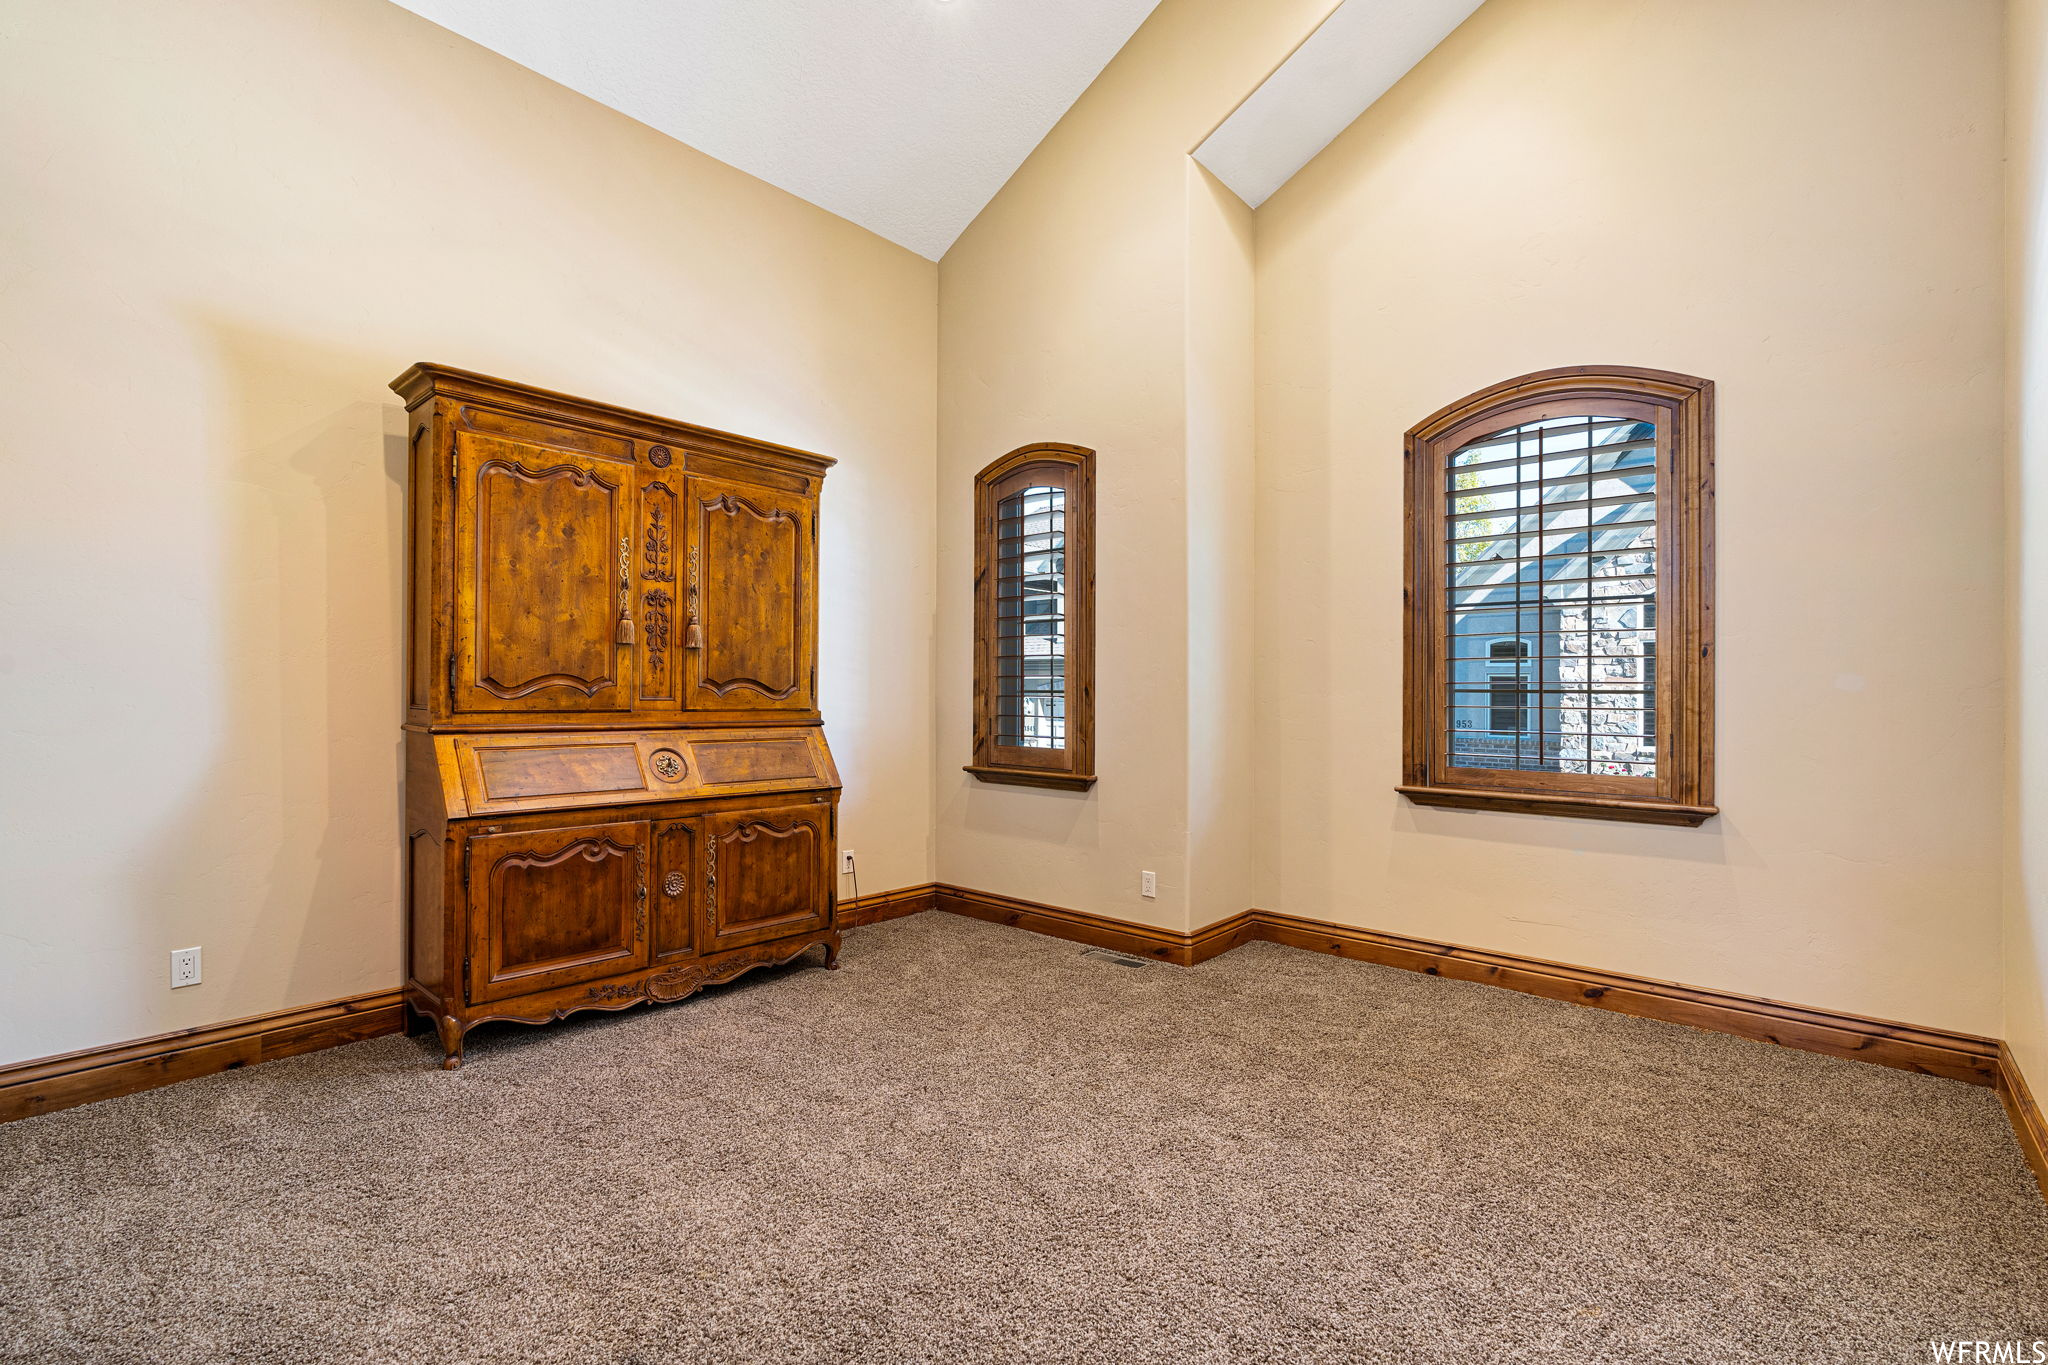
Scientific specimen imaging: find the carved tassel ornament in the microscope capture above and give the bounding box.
[684,546,705,649]
[616,537,637,644]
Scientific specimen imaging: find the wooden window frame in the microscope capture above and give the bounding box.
[967,443,1097,791]
[1399,366,1715,827]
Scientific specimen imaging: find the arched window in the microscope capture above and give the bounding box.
[1400,366,1714,825]
[968,443,1096,790]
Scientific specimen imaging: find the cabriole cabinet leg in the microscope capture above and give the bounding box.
[823,936,842,971]
[434,1015,465,1070]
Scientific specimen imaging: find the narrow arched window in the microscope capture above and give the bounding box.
[1400,367,1714,825]
[968,443,1096,790]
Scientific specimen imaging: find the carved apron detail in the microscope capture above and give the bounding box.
[583,939,827,1006]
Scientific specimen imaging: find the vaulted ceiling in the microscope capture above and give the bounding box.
[391,0,1485,260]
[389,0,1166,261]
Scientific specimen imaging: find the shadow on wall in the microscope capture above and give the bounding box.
[133,318,409,1022]
[947,777,1100,849]
[1396,804,1753,868]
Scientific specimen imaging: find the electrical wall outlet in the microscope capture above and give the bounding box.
[840,849,856,875]
[170,947,202,989]
[1140,870,1157,899]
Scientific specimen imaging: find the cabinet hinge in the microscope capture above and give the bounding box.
[447,653,457,699]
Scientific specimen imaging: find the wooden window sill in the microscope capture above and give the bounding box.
[965,765,1097,792]
[1397,785,1716,827]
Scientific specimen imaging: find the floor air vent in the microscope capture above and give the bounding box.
[1080,948,1150,968]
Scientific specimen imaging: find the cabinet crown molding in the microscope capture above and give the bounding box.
[390,362,836,476]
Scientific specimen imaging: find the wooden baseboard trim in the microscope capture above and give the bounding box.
[0,990,407,1124]
[838,882,938,929]
[920,885,2000,1087]
[935,885,1208,964]
[1189,909,1263,964]
[1243,910,2000,1086]
[1998,1045,2048,1201]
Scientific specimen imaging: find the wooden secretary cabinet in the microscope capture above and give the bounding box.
[394,364,839,1067]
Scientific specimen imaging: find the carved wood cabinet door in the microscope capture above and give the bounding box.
[703,804,832,951]
[452,429,633,715]
[681,475,817,713]
[651,819,700,962]
[466,820,650,1003]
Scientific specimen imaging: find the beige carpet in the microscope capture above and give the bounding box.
[2,912,2044,1365]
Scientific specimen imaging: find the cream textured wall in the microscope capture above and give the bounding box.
[2008,0,2048,1086]
[0,0,2021,1074]
[0,0,936,1066]
[934,0,1329,932]
[1254,0,2007,1034]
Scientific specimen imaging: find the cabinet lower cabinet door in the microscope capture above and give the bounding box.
[652,818,700,961]
[467,820,650,1003]
[704,805,831,950]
